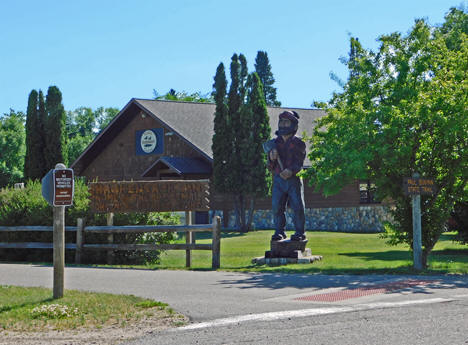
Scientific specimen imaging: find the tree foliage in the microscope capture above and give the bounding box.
[255,51,281,106]
[66,106,119,164]
[212,63,231,194]
[303,8,468,266]
[24,90,47,180]
[44,86,67,168]
[153,89,214,103]
[239,72,271,198]
[212,54,271,231]
[0,110,25,187]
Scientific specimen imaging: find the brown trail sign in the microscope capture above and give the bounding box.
[403,177,436,196]
[89,180,210,213]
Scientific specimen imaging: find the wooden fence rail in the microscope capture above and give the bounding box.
[0,216,221,269]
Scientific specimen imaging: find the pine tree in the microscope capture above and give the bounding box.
[254,51,281,106]
[45,86,67,167]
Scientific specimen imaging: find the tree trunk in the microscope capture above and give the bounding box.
[422,249,429,269]
[239,194,247,232]
[233,196,241,231]
[246,197,255,232]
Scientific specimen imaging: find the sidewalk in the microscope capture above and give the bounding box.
[1,263,467,322]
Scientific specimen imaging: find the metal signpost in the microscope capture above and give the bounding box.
[403,173,436,270]
[42,163,74,298]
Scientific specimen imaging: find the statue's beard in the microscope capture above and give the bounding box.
[275,126,297,136]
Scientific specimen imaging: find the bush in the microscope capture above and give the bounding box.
[0,181,179,264]
[450,201,467,245]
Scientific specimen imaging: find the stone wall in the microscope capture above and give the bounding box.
[212,205,392,233]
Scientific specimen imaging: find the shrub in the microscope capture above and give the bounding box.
[0,181,179,264]
[450,201,468,245]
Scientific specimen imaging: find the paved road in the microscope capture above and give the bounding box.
[1,264,467,344]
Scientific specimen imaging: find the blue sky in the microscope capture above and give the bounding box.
[0,0,464,115]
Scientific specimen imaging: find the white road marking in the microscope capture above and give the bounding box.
[177,298,453,331]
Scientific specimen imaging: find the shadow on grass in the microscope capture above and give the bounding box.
[0,296,54,313]
[431,248,468,257]
[339,250,412,262]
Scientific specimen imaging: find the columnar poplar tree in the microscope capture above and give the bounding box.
[24,90,46,180]
[255,51,281,106]
[45,86,67,168]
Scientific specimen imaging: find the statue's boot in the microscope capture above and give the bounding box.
[290,233,306,241]
[271,231,287,241]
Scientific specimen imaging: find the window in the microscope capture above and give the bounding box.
[359,181,379,204]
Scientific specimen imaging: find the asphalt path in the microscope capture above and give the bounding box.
[1,264,467,344]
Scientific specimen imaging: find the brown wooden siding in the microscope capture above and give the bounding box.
[210,180,362,210]
[81,110,206,182]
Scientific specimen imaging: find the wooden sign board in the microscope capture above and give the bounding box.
[89,180,210,213]
[403,177,436,195]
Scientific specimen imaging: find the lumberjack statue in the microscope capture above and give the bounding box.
[265,110,306,241]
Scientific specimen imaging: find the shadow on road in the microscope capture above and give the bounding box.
[217,272,468,292]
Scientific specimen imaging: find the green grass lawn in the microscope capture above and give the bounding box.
[0,285,185,332]
[150,231,468,274]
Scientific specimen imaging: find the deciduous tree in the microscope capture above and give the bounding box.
[303,8,468,267]
[0,110,25,187]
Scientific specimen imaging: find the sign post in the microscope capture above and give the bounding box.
[403,173,436,270]
[42,163,74,299]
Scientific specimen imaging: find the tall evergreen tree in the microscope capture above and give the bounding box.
[212,63,231,194]
[24,90,37,180]
[45,86,67,167]
[213,54,271,231]
[37,90,48,177]
[23,90,45,180]
[238,72,271,230]
[254,51,281,106]
[227,54,243,195]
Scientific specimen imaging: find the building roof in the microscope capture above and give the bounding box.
[142,156,212,177]
[71,98,327,173]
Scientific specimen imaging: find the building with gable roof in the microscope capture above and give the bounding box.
[71,98,390,231]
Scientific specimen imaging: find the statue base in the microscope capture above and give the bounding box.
[252,239,323,265]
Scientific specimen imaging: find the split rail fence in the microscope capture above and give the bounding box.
[0,216,221,269]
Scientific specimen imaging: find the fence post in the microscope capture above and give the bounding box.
[212,216,221,269]
[107,212,114,264]
[53,205,65,299]
[75,218,84,264]
[185,211,192,268]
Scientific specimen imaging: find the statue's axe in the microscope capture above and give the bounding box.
[262,139,284,171]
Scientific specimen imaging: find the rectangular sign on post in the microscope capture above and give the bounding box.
[53,169,74,206]
[403,177,436,196]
